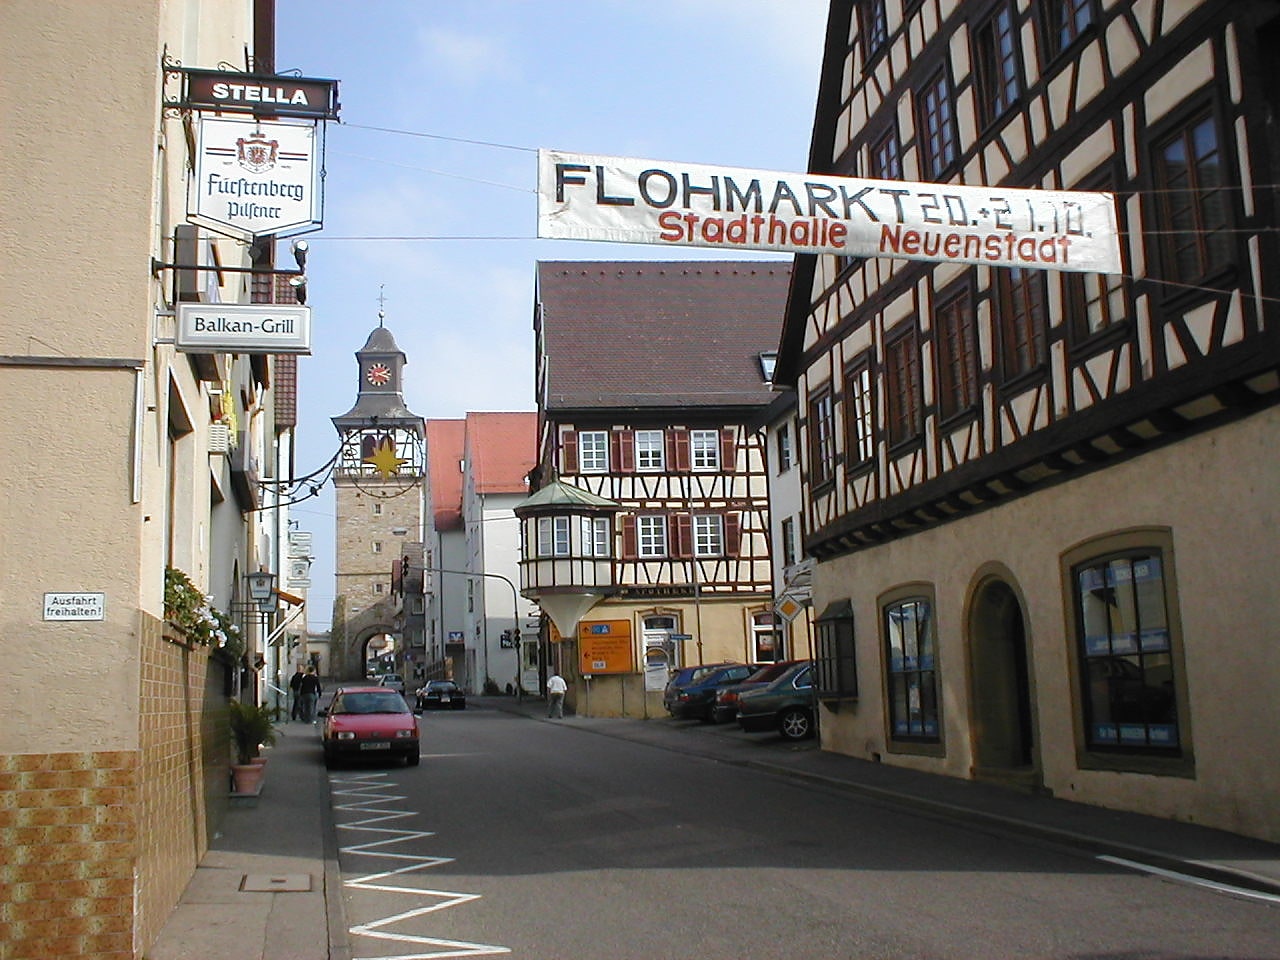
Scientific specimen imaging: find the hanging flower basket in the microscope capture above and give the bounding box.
[164,566,245,660]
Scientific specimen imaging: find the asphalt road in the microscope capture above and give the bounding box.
[328,704,1280,960]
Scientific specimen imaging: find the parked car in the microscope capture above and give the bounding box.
[737,662,817,740]
[416,679,466,711]
[669,663,760,722]
[376,673,405,695]
[322,685,420,768]
[662,663,733,715]
[710,660,804,724]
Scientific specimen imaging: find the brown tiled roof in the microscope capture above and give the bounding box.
[465,412,537,495]
[273,354,297,427]
[426,419,466,531]
[536,261,789,412]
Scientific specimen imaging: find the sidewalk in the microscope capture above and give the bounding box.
[492,695,1280,899]
[146,716,347,960]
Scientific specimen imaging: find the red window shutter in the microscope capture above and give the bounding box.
[674,513,694,558]
[621,515,638,559]
[614,429,636,473]
[562,431,579,473]
[724,511,741,557]
[720,429,737,472]
[671,428,691,471]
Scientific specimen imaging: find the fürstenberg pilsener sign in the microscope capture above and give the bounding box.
[177,303,311,355]
[190,116,323,240]
[537,149,1122,274]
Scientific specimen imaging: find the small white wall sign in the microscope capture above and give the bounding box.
[43,593,106,621]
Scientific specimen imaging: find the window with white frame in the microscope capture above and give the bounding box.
[635,430,665,471]
[372,541,383,554]
[693,514,724,557]
[777,423,793,472]
[537,516,570,557]
[691,430,720,471]
[637,515,668,558]
[582,516,611,557]
[579,431,609,473]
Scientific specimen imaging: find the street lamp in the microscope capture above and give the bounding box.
[246,569,277,611]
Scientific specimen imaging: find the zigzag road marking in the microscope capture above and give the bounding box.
[331,771,511,959]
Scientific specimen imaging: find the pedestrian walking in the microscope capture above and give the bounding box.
[546,670,567,719]
[289,664,305,721]
[299,666,322,723]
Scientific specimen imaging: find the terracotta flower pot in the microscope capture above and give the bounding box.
[231,763,265,795]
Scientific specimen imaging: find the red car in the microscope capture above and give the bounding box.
[322,685,420,768]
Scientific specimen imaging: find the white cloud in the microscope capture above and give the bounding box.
[417,25,516,86]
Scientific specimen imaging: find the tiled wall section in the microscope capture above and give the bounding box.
[0,750,139,960]
[135,615,219,957]
[0,614,228,960]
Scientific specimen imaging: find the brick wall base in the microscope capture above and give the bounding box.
[0,615,231,959]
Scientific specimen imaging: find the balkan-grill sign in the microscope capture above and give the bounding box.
[538,150,1122,274]
[177,303,311,355]
[191,117,322,240]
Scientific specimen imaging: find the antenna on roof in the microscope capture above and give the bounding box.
[377,284,387,327]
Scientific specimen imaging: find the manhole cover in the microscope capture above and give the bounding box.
[240,873,313,892]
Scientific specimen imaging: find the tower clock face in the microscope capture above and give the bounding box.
[366,363,392,386]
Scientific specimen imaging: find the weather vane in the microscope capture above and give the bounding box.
[377,284,386,327]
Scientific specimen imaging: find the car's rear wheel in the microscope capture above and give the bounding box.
[778,707,813,741]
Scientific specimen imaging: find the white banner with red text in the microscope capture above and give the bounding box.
[537,149,1122,274]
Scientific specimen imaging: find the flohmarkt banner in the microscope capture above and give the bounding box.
[537,149,1122,274]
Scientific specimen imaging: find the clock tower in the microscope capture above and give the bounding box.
[330,322,427,681]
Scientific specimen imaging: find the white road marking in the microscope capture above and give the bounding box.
[1099,854,1280,905]
[332,772,512,958]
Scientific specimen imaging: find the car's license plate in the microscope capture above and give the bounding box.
[360,742,391,750]
[441,695,450,703]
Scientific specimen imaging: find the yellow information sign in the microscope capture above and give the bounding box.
[578,619,634,675]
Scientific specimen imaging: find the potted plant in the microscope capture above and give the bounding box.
[228,699,277,794]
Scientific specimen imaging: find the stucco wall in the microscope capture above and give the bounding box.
[813,408,1280,841]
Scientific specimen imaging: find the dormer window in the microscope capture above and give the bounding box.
[758,351,778,384]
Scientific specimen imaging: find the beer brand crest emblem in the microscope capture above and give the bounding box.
[236,135,279,173]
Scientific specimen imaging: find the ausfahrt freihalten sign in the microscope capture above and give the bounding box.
[189,116,323,240]
[537,149,1122,274]
[177,303,311,355]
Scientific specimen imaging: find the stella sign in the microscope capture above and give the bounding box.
[180,69,340,120]
[189,116,323,240]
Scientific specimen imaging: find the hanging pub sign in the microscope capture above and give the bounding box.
[538,149,1122,274]
[179,69,340,120]
[177,303,312,355]
[189,116,323,240]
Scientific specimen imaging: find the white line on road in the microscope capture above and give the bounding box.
[1098,855,1280,905]
[332,772,512,958]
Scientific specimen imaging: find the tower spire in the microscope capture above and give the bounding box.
[377,284,386,327]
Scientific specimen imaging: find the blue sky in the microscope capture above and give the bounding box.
[275,1,829,628]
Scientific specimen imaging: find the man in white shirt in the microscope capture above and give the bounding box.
[546,671,568,719]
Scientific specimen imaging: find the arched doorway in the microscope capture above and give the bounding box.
[967,577,1039,788]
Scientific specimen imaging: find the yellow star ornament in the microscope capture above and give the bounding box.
[362,435,409,479]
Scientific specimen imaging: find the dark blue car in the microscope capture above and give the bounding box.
[667,663,760,722]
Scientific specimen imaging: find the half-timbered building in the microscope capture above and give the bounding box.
[776,0,1280,840]
[524,262,790,717]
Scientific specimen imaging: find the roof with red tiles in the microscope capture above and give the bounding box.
[465,412,538,495]
[535,261,789,412]
[425,419,465,531]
